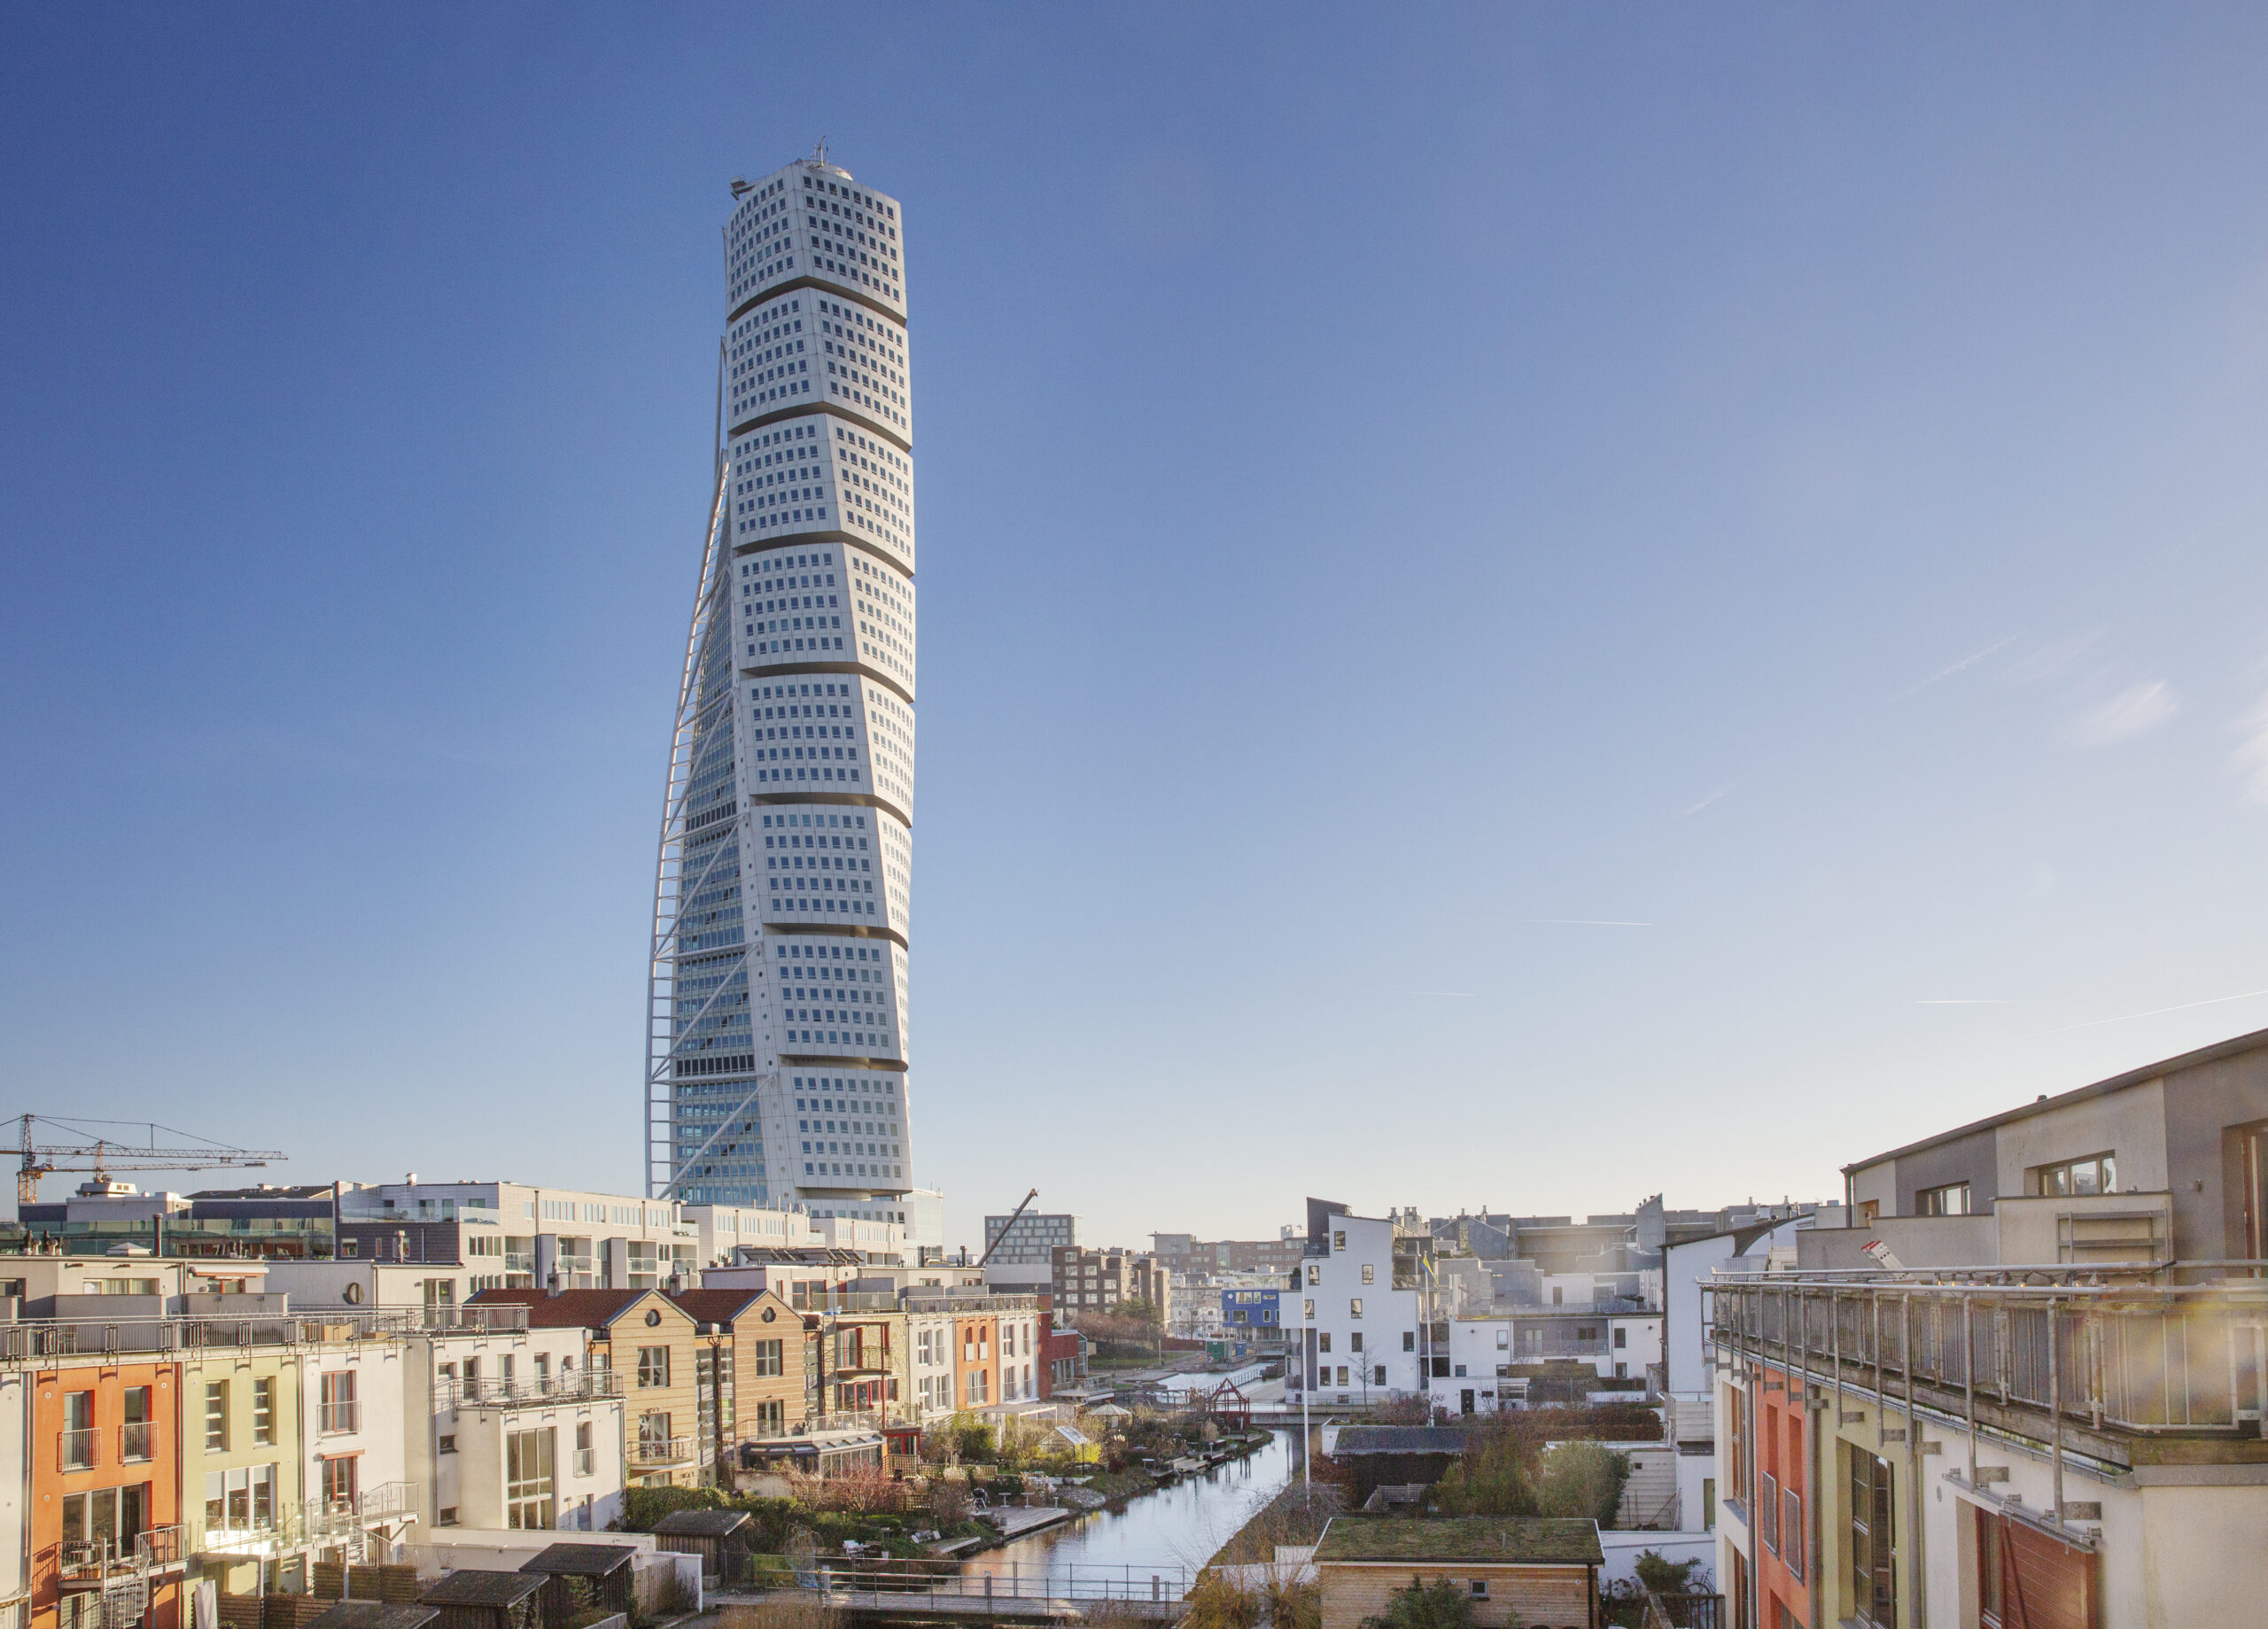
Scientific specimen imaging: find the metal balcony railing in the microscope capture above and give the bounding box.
[1706,1270,2268,1449]
[443,1370,624,1409]
[136,1526,186,1570]
[353,1481,416,1521]
[306,1481,418,1541]
[119,1422,152,1462]
[409,1303,531,1334]
[60,1427,97,1470]
[0,1307,485,1363]
[59,1526,186,1583]
[630,1434,697,1468]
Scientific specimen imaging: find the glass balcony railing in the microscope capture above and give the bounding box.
[319,1400,361,1434]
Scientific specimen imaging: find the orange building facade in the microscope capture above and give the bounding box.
[1728,1358,1812,1629]
[951,1313,999,1410]
[32,1360,185,1629]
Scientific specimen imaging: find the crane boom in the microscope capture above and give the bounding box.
[14,1114,286,1206]
[975,1187,1040,1268]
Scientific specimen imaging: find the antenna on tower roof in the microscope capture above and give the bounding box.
[813,138,827,166]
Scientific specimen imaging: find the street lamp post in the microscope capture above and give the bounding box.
[1299,1285,1311,1495]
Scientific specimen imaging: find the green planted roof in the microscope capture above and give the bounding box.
[1313,1517,1604,1567]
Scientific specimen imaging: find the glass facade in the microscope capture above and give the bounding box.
[650,155,916,1224]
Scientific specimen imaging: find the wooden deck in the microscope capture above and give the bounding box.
[980,1506,1077,1540]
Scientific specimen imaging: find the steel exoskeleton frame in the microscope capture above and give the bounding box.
[644,345,765,1200]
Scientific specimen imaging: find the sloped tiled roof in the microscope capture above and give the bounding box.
[665,1289,774,1326]
[468,1289,667,1330]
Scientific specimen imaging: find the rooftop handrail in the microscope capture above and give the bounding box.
[443,1370,623,1408]
[1708,1261,2268,1293]
[1707,1274,2268,1438]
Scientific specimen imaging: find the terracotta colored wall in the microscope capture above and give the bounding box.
[32,1361,183,1629]
[953,1315,998,1408]
[1753,1361,1811,1629]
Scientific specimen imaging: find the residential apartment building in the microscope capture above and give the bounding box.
[36,1354,185,1629]
[1048,1248,1171,1324]
[19,1184,336,1262]
[1713,1027,2268,1629]
[664,1288,804,1468]
[645,154,920,1235]
[981,1213,1074,1266]
[407,1317,625,1534]
[1150,1231,1307,1276]
[899,1292,1041,1413]
[10,1290,630,1629]
[1219,1286,1285,1345]
[470,1291,703,1489]
[1290,1201,1425,1405]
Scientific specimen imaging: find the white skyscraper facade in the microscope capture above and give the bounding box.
[646,154,918,1233]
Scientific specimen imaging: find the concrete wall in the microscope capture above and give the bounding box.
[1596,1530,1712,1587]
[1795,1214,1995,1271]
[1608,1315,1661,1378]
[1992,1191,2171,1265]
[1883,1124,1997,1218]
[454,1399,624,1531]
[299,1338,408,1506]
[2160,1047,2268,1258]
[1993,1078,2169,1208]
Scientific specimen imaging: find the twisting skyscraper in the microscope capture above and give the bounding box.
[646,154,917,1229]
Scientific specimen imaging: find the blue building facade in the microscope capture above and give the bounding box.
[1221,1286,1284,1342]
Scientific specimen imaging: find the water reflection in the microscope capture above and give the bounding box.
[959,1429,1295,1586]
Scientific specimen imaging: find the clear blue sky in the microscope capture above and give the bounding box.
[7,7,2268,1253]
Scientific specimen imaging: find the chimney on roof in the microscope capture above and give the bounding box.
[546,1270,562,1299]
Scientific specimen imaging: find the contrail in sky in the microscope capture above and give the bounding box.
[1992,986,2268,1043]
[1511,919,1654,927]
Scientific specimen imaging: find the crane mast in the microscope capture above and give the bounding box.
[14,1114,286,1206]
[975,1187,1041,1269]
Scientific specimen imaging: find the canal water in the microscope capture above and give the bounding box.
[959,1429,1295,1590]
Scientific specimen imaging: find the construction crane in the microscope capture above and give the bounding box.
[975,1187,1040,1269]
[13,1114,286,1206]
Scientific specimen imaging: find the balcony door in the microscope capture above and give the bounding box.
[2239,1123,2268,1261]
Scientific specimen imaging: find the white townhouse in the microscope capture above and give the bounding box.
[1289,1206,1425,1405]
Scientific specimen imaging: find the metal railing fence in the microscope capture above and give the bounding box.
[1707,1273,2268,1436]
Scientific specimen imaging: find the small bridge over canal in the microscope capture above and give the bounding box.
[716,1562,1192,1624]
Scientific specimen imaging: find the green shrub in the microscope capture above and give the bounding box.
[1360,1579,1477,1629]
